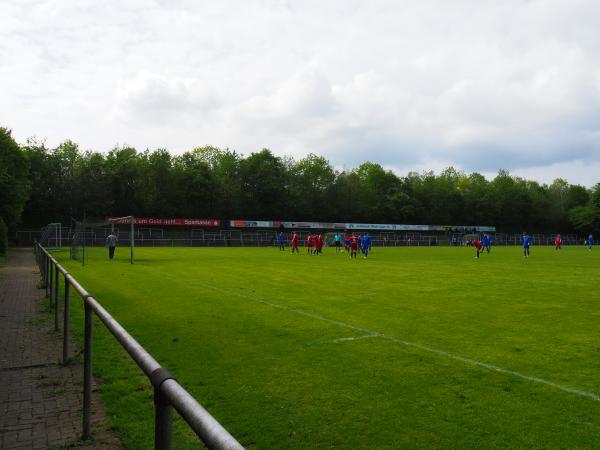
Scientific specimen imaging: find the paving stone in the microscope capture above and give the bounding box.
[0,249,123,450]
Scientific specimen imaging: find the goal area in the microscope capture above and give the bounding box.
[70,216,135,265]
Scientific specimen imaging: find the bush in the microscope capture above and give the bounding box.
[0,217,7,255]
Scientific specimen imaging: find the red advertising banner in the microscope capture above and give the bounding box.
[107,217,220,227]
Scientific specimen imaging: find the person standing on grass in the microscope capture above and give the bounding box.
[334,233,342,253]
[472,239,483,259]
[306,233,313,254]
[291,232,299,254]
[588,233,594,250]
[522,232,531,257]
[277,231,285,251]
[314,234,323,255]
[482,233,492,253]
[344,235,351,253]
[106,232,118,260]
[555,234,562,250]
[350,234,359,258]
[361,233,372,258]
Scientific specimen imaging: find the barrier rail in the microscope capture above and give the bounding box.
[34,243,244,450]
[18,229,586,248]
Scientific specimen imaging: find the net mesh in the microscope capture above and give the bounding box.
[70,216,134,265]
[40,223,62,250]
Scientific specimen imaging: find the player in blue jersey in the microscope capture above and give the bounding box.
[522,232,531,257]
[361,233,372,258]
[277,232,285,251]
[588,233,594,250]
[343,236,351,253]
[482,233,492,253]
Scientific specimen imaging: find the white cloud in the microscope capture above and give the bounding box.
[115,72,219,125]
[1,0,600,185]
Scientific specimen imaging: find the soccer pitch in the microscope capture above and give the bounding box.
[56,245,600,449]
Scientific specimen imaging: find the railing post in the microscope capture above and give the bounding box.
[83,300,93,440]
[47,257,53,307]
[63,277,70,365]
[38,246,43,282]
[155,389,173,450]
[151,368,174,450]
[44,253,49,297]
[54,264,60,331]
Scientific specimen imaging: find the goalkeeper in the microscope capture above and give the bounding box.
[106,232,118,260]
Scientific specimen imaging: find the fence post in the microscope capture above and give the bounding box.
[83,300,93,440]
[45,254,49,297]
[151,368,174,449]
[154,389,173,450]
[48,257,53,307]
[63,277,70,365]
[38,246,44,283]
[54,264,60,331]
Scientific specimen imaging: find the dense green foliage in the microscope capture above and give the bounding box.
[56,246,600,449]
[6,132,599,232]
[0,128,30,234]
[0,217,7,255]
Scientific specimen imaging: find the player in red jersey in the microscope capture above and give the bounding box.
[472,239,483,259]
[315,234,324,255]
[554,234,562,250]
[291,232,299,254]
[307,234,314,254]
[350,234,359,258]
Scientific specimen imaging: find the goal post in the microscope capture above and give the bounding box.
[40,223,62,251]
[70,215,135,265]
[107,216,135,264]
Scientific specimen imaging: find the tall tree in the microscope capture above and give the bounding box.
[288,154,335,220]
[239,149,287,219]
[0,128,30,230]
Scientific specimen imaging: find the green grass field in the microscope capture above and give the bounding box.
[55,245,600,449]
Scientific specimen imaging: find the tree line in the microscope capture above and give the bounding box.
[1,127,600,237]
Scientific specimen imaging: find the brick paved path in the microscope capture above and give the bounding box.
[0,249,122,450]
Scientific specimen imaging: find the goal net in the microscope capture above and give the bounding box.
[70,216,135,266]
[40,223,62,251]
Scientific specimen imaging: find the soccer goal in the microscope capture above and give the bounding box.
[40,223,62,251]
[71,216,135,266]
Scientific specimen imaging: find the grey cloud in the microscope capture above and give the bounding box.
[2,0,600,186]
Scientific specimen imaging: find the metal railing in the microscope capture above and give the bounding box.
[34,243,244,450]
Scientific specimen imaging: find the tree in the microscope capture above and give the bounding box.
[567,184,600,233]
[173,151,215,216]
[105,146,141,217]
[0,128,30,231]
[74,151,112,219]
[239,149,287,219]
[136,149,178,216]
[461,173,491,225]
[193,147,243,218]
[568,205,596,233]
[287,154,335,220]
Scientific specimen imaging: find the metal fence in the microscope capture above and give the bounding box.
[19,229,586,248]
[34,243,244,450]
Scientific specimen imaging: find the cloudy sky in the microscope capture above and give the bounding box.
[2,0,600,185]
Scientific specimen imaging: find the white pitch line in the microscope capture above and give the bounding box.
[201,283,600,402]
[330,334,381,343]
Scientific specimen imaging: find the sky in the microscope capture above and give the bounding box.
[1,0,600,186]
